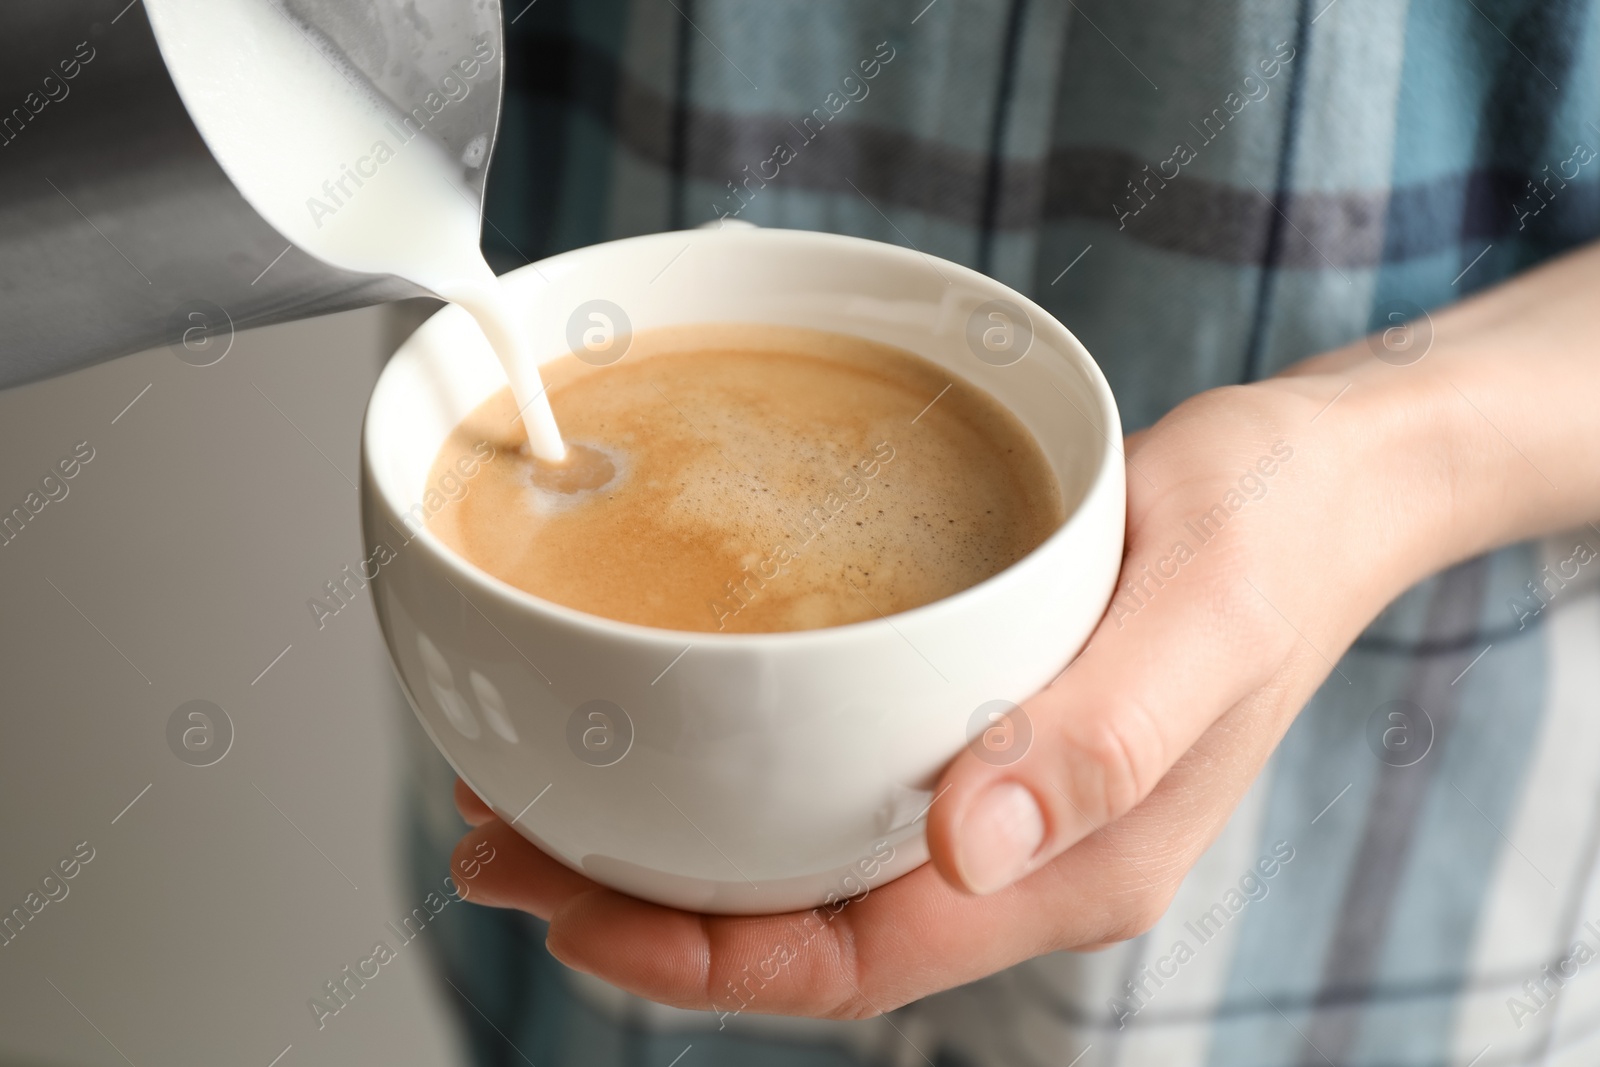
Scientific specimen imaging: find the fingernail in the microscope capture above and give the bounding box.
[955,781,1046,895]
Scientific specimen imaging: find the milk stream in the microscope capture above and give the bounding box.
[143,0,566,461]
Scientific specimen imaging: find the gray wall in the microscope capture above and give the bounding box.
[0,307,464,1067]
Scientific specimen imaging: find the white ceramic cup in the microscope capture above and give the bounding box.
[361,227,1125,914]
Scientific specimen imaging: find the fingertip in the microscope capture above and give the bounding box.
[449,825,501,902]
[958,780,1048,894]
[928,768,1050,895]
[924,769,971,890]
[925,739,1011,889]
[454,777,496,826]
[448,819,599,918]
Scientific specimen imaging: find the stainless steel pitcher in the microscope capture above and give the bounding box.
[0,0,503,388]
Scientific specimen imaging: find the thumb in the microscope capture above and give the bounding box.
[924,566,1284,896]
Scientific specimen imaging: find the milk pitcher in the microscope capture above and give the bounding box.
[0,0,502,387]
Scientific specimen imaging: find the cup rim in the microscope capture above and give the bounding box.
[362,227,1124,650]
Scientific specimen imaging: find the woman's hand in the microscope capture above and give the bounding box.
[449,241,1600,1019]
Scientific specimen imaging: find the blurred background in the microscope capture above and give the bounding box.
[0,304,469,1067]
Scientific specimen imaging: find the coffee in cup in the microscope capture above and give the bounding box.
[425,323,1064,633]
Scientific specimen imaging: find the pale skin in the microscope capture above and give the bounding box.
[451,239,1600,1019]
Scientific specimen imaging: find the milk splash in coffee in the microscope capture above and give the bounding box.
[142,0,565,460]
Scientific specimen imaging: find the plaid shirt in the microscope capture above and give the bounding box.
[405,1,1600,1064]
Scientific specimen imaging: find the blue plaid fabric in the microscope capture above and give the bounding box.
[405,1,1600,1064]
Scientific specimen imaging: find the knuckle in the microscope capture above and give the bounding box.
[822,988,881,1022]
[820,914,877,1021]
[699,916,733,1012]
[701,910,884,1022]
[1058,695,1165,825]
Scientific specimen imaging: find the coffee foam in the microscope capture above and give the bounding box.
[427,323,1064,633]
